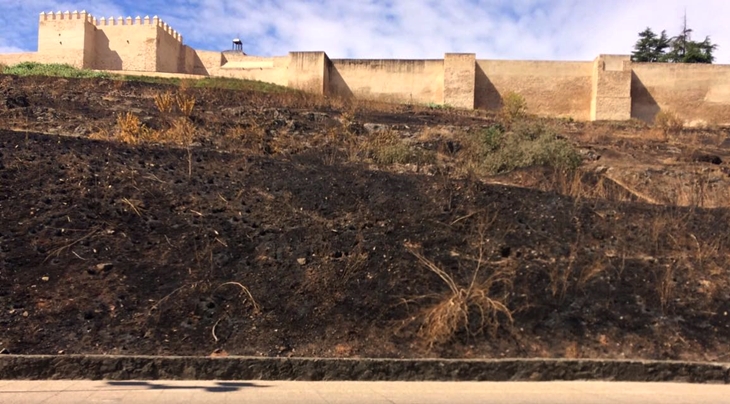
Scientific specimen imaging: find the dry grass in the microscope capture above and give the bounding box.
[176,93,196,117]
[153,92,175,114]
[405,221,514,347]
[168,117,196,147]
[214,281,260,314]
[655,110,684,136]
[514,166,730,209]
[115,112,145,145]
[178,78,194,93]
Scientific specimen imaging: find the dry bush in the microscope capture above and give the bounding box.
[499,91,528,125]
[0,63,7,73]
[550,170,636,203]
[154,92,175,114]
[655,110,684,135]
[405,232,514,347]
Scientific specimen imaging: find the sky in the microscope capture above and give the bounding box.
[0,0,727,63]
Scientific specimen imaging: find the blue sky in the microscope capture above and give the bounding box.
[0,0,727,63]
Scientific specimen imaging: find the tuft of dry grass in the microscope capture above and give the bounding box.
[405,235,514,347]
[176,93,196,117]
[154,92,175,114]
[168,117,196,147]
[115,112,145,144]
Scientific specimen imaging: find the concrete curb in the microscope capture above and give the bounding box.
[1,355,729,383]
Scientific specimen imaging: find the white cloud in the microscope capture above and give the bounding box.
[0,45,24,54]
[0,0,728,63]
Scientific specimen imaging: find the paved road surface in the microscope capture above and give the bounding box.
[1,380,728,403]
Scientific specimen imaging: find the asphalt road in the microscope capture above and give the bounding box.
[1,380,728,403]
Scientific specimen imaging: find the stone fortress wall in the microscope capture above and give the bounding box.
[2,11,730,125]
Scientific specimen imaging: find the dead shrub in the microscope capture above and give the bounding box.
[654,110,684,135]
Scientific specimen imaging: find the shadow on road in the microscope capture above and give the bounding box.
[106,381,269,393]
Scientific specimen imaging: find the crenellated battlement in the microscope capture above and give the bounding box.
[39,11,183,43]
[40,10,94,23]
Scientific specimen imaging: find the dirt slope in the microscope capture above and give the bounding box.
[1,75,730,361]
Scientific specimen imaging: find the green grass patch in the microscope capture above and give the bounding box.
[192,77,291,92]
[1,62,294,93]
[119,75,292,93]
[2,62,111,79]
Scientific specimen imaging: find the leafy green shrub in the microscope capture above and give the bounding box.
[474,124,505,154]
[2,62,110,79]
[468,121,582,174]
[368,131,436,166]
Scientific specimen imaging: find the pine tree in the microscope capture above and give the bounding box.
[662,14,717,63]
[631,28,670,62]
[631,13,718,64]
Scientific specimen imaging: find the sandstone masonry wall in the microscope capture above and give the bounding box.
[632,63,730,125]
[476,60,594,120]
[329,59,444,104]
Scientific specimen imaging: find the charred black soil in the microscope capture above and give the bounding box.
[2,74,730,362]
